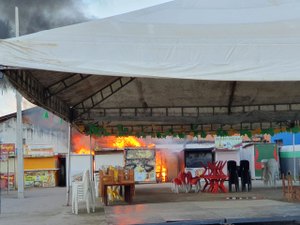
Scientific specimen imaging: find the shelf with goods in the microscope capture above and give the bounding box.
[0,143,16,190]
[23,145,59,188]
[24,156,59,188]
[0,156,16,190]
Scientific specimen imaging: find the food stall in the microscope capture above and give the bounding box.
[23,145,58,187]
[179,143,215,177]
[0,143,15,189]
[214,136,242,175]
[240,143,278,179]
[279,145,300,178]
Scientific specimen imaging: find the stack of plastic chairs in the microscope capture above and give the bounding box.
[240,160,252,191]
[72,170,96,214]
[94,173,100,198]
[227,160,239,192]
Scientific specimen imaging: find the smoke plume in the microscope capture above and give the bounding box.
[0,0,91,39]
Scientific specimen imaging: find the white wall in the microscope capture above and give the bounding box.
[70,154,92,181]
[0,118,68,154]
[0,158,15,173]
[95,153,124,170]
[215,150,240,175]
[240,145,256,179]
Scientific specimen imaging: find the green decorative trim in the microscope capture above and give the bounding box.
[178,133,185,139]
[83,123,300,138]
[261,128,274,136]
[216,129,228,137]
[240,130,252,138]
[280,151,300,158]
[86,124,110,136]
[43,111,49,119]
[191,124,199,137]
[200,130,207,138]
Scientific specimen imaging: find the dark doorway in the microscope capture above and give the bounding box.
[57,156,66,187]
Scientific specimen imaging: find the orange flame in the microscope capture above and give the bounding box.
[156,151,168,182]
[112,136,143,149]
[161,167,167,182]
[72,132,155,153]
[76,148,92,155]
[72,132,92,155]
[94,136,156,149]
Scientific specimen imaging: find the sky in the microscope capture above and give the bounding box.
[0,0,171,117]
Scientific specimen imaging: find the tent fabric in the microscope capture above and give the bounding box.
[1,0,300,81]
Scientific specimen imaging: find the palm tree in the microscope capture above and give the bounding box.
[0,72,13,95]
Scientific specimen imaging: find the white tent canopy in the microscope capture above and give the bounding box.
[1,0,300,81]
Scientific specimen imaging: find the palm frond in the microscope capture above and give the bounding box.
[0,73,14,94]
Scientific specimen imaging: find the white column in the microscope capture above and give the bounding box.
[66,124,71,206]
[89,135,93,180]
[15,6,24,199]
[293,133,296,180]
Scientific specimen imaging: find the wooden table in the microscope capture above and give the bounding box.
[102,181,135,206]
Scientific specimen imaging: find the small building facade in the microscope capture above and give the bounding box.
[0,107,69,189]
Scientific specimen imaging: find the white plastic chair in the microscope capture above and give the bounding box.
[72,170,95,214]
[94,173,99,198]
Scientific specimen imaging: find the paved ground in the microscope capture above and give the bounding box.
[105,200,300,225]
[0,187,107,225]
[0,180,300,225]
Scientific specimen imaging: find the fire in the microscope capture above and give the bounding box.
[72,131,92,154]
[147,143,156,148]
[161,167,167,182]
[72,131,155,153]
[112,136,144,149]
[76,148,92,155]
[156,150,168,182]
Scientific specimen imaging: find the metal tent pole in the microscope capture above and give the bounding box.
[89,135,93,180]
[0,140,2,214]
[66,124,71,206]
[15,6,24,199]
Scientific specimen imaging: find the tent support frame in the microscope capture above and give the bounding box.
[73,77,135,120]
[79,104,300,124]
[45,73,91,98]
[3,69,71,121]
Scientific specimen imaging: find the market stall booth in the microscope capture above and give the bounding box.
[179,144,215,177]
[214,136,243,175]
[1,145,61,190]
[23,145,59,187]
[71,134,157,183]
[0,143,15,190]
[279,145,300,178]
[156,149,178,182]
[240,143,278,179]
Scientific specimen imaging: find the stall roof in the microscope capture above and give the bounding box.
[184,148,214,152]
[1,0,300,133]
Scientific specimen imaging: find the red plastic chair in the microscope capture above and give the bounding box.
[171,177,183,193]
[186,171,201,193]
[171,171,187,193]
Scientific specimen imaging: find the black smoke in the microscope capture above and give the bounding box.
[0,19,12,38]
[0,0,92,39]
